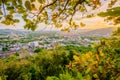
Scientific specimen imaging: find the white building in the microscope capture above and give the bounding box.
[0,46,3,51]
[28,41,39,47]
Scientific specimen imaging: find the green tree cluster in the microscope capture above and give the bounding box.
[98,6,120,25]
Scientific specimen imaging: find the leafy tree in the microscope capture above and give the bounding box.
[98,6,120,25]
[46,71,83,80]
[112,27,120,36]
[34,48,42,53]
[0,0,118,31]
[0,33,120,80]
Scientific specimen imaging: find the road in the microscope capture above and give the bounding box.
[0,51,16,58]
[0,49,34,58]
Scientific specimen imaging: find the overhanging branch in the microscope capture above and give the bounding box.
[2,0,6,16]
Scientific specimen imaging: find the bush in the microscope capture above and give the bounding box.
[34,48,42,53]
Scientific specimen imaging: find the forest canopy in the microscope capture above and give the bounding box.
[0,0,119,31]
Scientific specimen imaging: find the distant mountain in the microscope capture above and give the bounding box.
[0,29,59,37]
[60,27,115,37]
[79,27,115,37]
[0,27,115,38]
[0,29,29,36]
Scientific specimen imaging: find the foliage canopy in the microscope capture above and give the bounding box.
[0,0,119,31]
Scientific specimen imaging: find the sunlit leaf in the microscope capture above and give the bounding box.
[25,1,32,11]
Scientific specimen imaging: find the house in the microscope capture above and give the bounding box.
[28,41,39,47]
[0,46,3,51]
[15,47,21,51]
[10,47,16,51]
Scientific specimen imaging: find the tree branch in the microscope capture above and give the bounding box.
[38,0,58,14]
[2,0,6,16]
[31,0,58,18]
[71,0,80,18]
[57,0,70,17]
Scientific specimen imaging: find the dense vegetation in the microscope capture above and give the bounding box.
[0,28,120,80]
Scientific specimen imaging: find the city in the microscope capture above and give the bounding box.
[0,28,103,58]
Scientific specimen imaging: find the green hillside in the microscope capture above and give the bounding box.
[0,28,120,80]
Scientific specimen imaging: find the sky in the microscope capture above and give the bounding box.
[0,0,120,31]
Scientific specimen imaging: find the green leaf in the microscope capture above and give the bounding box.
[17,0,22,5]
[80,22,86,27]
[0,0,2,5]
[99,66,104,73]
[98,7,120,17]
[38,0,45,4]
[0,9,3,15]
[76,72,83,80]
[39,5,43,10]
[0,17,2,19]
[31,4,35,8]
[6,6,14,10]
[46,76,59,80]
[25,1,32,11]
[86,0,92,3]
[30,0,36,2]
[14,19,20,23]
